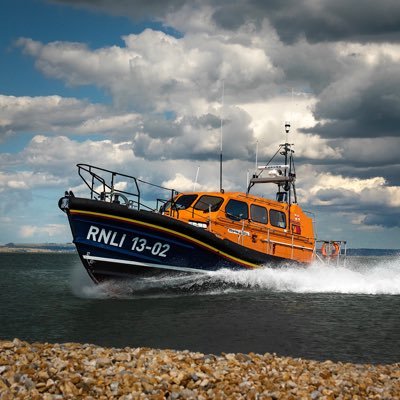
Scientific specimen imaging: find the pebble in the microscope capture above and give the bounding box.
[0,338,399,399]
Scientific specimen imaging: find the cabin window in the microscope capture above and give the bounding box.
[225,199,248,221]
[250,204,268,224]
[194,195,224,212]
[270,209,286,228]
[174,194,198,210]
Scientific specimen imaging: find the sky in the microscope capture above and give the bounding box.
[1,0,399,248]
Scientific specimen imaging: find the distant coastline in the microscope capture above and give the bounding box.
[0,243,398,256]
[345,248,399,257]
[0,243,76,253]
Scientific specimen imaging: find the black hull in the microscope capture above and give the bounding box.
[62,197,295,283]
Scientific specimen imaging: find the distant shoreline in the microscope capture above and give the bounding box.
[0,243,76,253]
[0,248,77,253]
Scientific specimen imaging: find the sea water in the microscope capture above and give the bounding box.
[0,253,399,364]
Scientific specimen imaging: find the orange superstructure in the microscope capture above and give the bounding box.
[162,190,315,264]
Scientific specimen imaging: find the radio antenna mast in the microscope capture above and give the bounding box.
[219,80,224,193]
[193,166,200,192]
[255,140,259,171]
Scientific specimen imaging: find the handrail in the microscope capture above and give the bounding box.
[315,240,347,266]
[76,163,177,211]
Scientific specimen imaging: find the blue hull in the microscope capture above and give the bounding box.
[62,197,289,283]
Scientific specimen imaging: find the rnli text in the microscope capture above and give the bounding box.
[87,226,126,247]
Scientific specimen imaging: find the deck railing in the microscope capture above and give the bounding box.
[77,163,178,212]
[315,240,347,266]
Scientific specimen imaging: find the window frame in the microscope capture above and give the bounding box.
[225,199,249,221]
[194,195,224,212]
[269,209,287,229]
[250,204,268,224]
[173,194,198,210]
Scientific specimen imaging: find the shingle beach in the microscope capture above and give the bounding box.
[0,339,399,399]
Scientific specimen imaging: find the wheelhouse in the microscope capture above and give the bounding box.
[161,191,315,263]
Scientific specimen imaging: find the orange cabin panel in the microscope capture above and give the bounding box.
[162,191,316,264]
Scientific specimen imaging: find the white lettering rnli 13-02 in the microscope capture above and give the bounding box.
[86,226,170,258]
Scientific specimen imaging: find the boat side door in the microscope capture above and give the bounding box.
[216,198,252,245]
[247,203,270,252]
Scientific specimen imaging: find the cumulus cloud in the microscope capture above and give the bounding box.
[209,0,400,44]
[19,224,66,239]
[16,27,280,114]
[305,60,400,138]
[0,94,141,139]
[0,135,140,219]
[0,135,135,172]
[161,172,215,192]
[297,170,400,228]
[333,137,400,168]
[133,106,255,161]
[0,169,69,217]
[51,0,400,44]
[16,7,400,148]
[0,170,67,193]
[50,0,187,22]
[16,9,400,147]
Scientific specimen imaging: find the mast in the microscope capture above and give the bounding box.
[193,165,200,192]
[278,122,297,204]
[247,123,297,205]
[219,80,224,193]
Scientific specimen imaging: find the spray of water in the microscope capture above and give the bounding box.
[208,257,400,295]
[71,256,400,298]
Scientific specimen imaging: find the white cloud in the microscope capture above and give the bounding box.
[162,172,215,192]
[300,171,400,208]
[0,136,137,215]
[164,3,216,34]
[17,135,134,168]
[240,95,342,161]
[20,224,66,239]
[16,25,280,114]
[0,170,66,193]
[313,174,385,194]
[76,114,140,134]
[0,94,141,138]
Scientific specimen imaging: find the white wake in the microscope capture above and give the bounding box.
[207,257,400,295]
[71,256,400,297]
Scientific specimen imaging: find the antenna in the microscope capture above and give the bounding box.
[255,140,258,171]
[285,87,294,143]
[193,166,200,192]
[219,80,224,193]
[285,121,291,143]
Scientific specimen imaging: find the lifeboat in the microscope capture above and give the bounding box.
[58,124,346,283]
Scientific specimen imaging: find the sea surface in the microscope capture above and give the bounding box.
[0,252,399,364]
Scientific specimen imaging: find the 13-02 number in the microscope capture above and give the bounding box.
[131,237,170,257]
